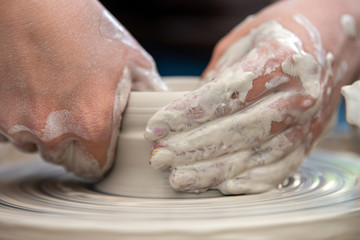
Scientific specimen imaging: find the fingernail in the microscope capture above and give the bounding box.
[170,169,196,191]
[149,148,174,169]
[144,127,169,141]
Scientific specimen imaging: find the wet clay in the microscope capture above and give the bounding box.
[96,78,222,198]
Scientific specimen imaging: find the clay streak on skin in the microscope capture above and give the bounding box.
[293,14,325,65]
[8,110,103,178]
[8,110,90,142]
[147,19,329,194]
[341,14,357,37]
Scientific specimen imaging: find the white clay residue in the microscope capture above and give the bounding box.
[265,62,280,75]
[335,60,348,85]
[265,76,289,90]
[211,21,303,78]
[102,67,133,178]
[325,52,335,77]
[9,110,90,142]
[8,110,105,178]
[341,80,360,128]
[324,52,334,98]
[146,17,330,195]
[291,15,337,103]
[282,14,331,99]
[148,20,325,137]
[293,14,325,64]
[100,9,137,48]
[43,110,91,142]
[146,67,256,140]
[341,14,357,38]
[281,53,321,98]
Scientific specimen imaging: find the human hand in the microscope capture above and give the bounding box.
[0,0,165,178]
[145,0,360,194]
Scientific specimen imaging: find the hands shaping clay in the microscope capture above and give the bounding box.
[0,0,165,178]
[145,0,360,195]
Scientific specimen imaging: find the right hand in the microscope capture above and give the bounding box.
[0,0,166,178]
[145,0,360,194]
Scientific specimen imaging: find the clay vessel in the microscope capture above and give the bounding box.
[96,77,222,198]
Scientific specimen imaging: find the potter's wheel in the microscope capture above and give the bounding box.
[1,147,360,240]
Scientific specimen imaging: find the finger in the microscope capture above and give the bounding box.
[145,67,299,141]
[145,19,323,141]
[218,144,306,195]
[4,123,110,178]
[2,125,39,152]
[145,56,302,141]
[149,91,316,169]
[168,125,306,193]
[145,64,257,140]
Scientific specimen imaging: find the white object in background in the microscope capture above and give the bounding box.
[341,80,360,128]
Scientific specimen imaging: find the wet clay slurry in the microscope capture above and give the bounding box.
[96,78,222,198]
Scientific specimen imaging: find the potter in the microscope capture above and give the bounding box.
[0,0,359,197]
[1,1,360,239]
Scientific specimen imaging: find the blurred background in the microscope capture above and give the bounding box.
[99,0,273,76]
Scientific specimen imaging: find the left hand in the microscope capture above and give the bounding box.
[0,0,166,178]
[145,0,360,194]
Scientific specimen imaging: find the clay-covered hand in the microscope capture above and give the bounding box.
[145,0,360,194]
[0,0,165,178]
